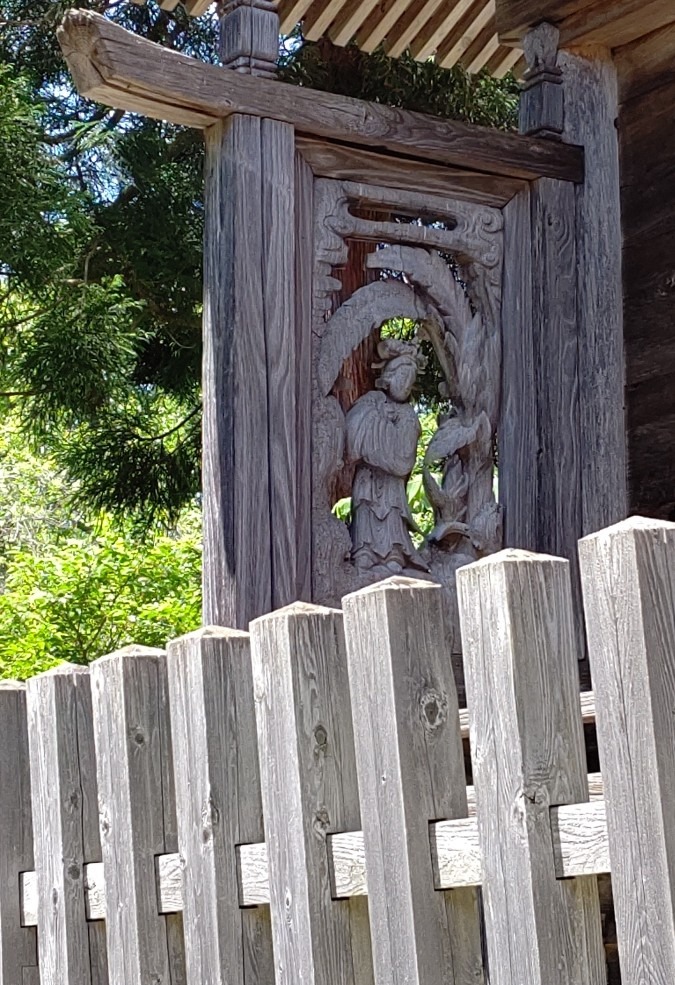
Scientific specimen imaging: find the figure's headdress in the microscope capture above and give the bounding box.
[373,338,427,374]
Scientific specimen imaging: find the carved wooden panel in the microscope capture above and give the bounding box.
[310,177,504,652]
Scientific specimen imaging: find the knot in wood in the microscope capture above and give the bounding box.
[419,687,448,733]
[313,806,330,837]
[314,724,328,750]
[67,863,81,881]
[132,727,146,746]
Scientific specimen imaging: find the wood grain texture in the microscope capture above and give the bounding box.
[496,0,675,46]
[343,577,483,985]
[57,10,584,182]
[294,151,314,602]
[458,550,605,985]
[499,179,585,662]
[262,119,298,609]
[0,682,38,985]
[202,116,271,628]
[499,187,536,552]
[26,665,107,985]
[560,49,627,534]
[579,516,675,983]
[91,645,186,985]
[616,20,675,102]
[250,602,372,985]
[296,136,526,207]
[167,627,273,985]
[20,796,612,925]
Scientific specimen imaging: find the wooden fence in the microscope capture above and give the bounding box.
[1,515,674,985]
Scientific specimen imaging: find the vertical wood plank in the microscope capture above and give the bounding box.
[342,577,483,985]
[560,49,627,533]
[167,627,274,985]
[294,149,314,602]
[262,118,297,609]
[579,516,675,982]
[202,115,271,628]
[458,550,605,985]
[91,645,186,985]
[250,602,372,985]
[500,186,536,552]
[27,665,108,985]
[0,682,38,985]
[500,178,584,664]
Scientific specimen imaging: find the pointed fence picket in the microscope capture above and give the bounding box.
[2,516,675,985]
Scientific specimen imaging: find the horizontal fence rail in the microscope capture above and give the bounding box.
[1,516,673,985]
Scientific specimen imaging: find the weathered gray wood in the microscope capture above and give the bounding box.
[219,0,279,77]
[262,119,298,609]
[202,115,271,628]
[500,176,585,665]
[343,577,483,985]
[57,10,585,183]
[499,186,536,553]
[91,645,186,985]
[250,602,373,985]
[458,550,605,985]
[296,136,527,208]
[0,682,38,985]
[167,626,273,985]
[294,150,314,602]
[519,23,564,138]
[20,793,613,926]
[26,664,107,985]
[579,516,675,983]
[560,49,627,534]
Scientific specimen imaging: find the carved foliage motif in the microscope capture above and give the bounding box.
[311,179,504,643]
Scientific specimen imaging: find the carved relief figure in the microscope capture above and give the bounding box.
[346,339,429,575]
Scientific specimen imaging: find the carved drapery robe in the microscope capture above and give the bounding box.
[345,390,427,573]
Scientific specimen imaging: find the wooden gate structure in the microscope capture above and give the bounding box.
[57,1,635,678]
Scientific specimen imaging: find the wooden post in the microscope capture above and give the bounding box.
[202,0,300,627]
[91,645,186,985]
[457,550,605,985]
[579,517,675,982]
[167,627,274,985]
[342,578,483,985]
[559,47,627,534]
[501,23,588,667]
[250,603,373,985]
[0,682,38,985]
[26,665,108,985]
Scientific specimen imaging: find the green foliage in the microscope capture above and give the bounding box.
[0,6,516,523]
[0,419,201,680]
[0,514,201,679]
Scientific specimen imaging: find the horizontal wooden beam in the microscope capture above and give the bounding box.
[57,9,584,183]
[296,136,528,207]
[458,687,596,737]
[20,799,609,923]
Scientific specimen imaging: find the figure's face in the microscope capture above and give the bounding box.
[381,361,416,402]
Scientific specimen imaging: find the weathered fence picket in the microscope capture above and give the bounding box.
[167,627,274,985]
[250,603,373,985]
[4,516,675,985]
[0,682,38,985]
[90,645,186,985]
[580,517,675,982]
[343,578,483,985]
[457,550,605,985]
[26,665,107,985]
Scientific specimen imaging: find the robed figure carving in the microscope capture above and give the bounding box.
[345,339,428,575]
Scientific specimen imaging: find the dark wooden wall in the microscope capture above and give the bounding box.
[620,70,675,520]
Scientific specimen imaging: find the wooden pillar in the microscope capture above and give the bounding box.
[559,46,627,534]
[501,26,583,655]
[202,1,299,627]
[501,26,625,676]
